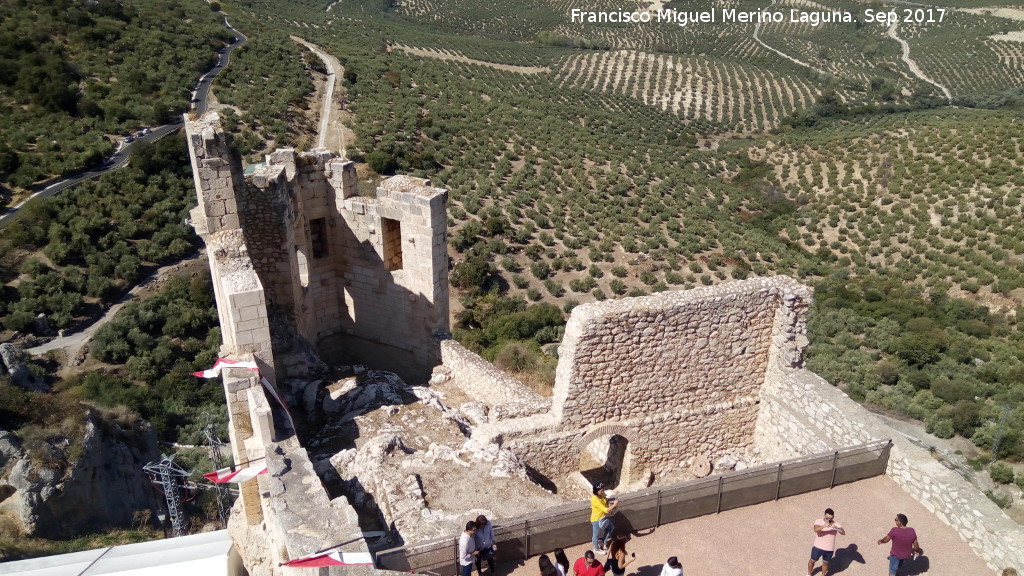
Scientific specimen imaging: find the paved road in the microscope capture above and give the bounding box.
[192,19,247,116]
[0,16,246,229]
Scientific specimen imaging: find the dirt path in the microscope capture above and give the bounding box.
[886,20,953,102]
[28,253,207,371]
[292,37,356,156]
[391,45,551,74]
[752,0,823,74]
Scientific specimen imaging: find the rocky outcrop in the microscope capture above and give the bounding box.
[0,343,48,392]
[0,411,160,538]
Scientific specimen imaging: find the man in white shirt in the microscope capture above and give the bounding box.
[459,521,479,576]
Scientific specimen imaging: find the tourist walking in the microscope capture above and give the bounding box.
[590,482,619,553]
[807,507,845,576]
[474,514,497,575]
[459,521,479,576]
[553,548,570,576]
[573,550,605,576]
[877,513,921,576]
[605,533,634,576]
[659,556,683,576]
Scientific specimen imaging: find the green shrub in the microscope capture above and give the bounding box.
[989,461,1015,484]
[985,490,1012,509]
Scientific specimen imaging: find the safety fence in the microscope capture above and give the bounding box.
[375,439,891,575]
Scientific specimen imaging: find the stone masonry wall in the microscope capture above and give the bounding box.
[439,340,550,412]
[186,112,450,383]
[473,277,812,487]
[754,362,1024,574]
[329,176,449,380]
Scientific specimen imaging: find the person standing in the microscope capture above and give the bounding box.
[590,483,619,554]
[605,533,635,576]
[573,550,605,576]
[459,521,479,576]
[553,548,570,576]
[474,514,497,575]
[539,554,560,576]
[878,513,921,576]
[808,507,845,576]
[659,556,683,576]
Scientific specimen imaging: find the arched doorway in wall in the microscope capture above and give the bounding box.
[578,433,631,490]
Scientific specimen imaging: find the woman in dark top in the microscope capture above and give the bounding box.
[553,548,570,576]
[539,554,560,576]
[606,533,634,576]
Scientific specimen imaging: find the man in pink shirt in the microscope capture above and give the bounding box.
[807,508,845,576]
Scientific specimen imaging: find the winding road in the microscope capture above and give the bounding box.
[11,15,245,360]
[27,254,206,363]
[0,16,246,229]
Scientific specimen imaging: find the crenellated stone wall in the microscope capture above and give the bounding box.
[184,112,453,575]
[185,113,449,384]
[471,276,813,488]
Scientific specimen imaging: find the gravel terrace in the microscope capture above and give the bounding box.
[496,475,991,576]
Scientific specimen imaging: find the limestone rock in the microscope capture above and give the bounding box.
[0,412,160,538]
[489,448,529,480]
[322,371,410,417]
[0,428,24,470]
[460,401,489,426]
[301,379,323,413]
[0,343,48,392]
[33,314,52,336]
[715,455,738,472]
[429,367,452,385]
[413,387,472,435]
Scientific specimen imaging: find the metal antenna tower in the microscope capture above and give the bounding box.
[144,454,192,537]
[204,419,231,526]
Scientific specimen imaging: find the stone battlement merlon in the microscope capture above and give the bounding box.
[378,175,447,200]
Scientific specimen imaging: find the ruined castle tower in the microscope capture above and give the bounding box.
[185,113,449,385]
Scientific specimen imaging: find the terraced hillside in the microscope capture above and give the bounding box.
[202,0,1024,480]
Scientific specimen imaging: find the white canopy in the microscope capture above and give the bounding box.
[0,530,232,576]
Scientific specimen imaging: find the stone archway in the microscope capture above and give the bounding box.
[576,424,637,490]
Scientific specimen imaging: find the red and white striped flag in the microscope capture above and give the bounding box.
[283,551,374,568]
[203,464,268,484]
[193,358,259,378]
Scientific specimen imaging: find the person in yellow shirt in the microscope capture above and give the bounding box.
[590,483,619,554]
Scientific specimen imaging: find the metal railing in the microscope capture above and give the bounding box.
[376,439,891,574]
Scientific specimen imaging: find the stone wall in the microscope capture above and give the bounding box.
[330,176,449,381]
[755,362,1024,574]
[472,277,812,488]
[185,113,450,383]
[439,339,550,413]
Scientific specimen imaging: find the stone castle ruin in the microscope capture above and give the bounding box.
[184,113,1023,575]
